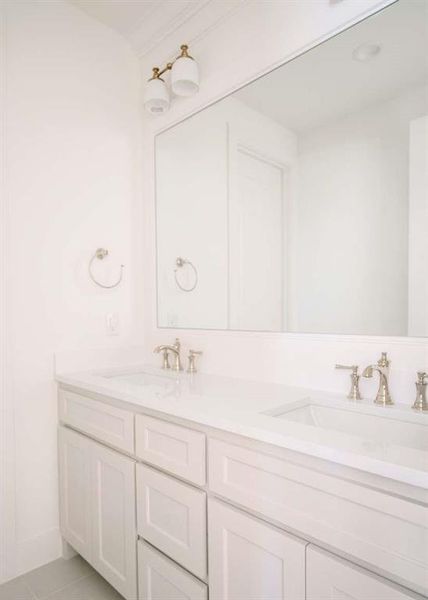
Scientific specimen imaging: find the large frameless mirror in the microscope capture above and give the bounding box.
[155,1,428,336]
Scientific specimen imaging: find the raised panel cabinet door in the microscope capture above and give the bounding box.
[306,546,425,600]
[138,541,208,600]
[208,499,306,600]
[58,426,92,563]
[137,464,207,579]
[91,441,137,600]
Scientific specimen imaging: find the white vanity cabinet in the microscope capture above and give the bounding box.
[208,499,307,600]
[58,426,137,600]
[58,387,427,600]
[306,547,422,600]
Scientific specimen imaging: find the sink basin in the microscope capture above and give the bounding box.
[268,402,428,452]
[101,369,177,394]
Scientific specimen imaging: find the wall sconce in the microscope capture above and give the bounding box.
[143,44,199,115]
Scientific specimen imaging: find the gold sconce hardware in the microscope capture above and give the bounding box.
[144,43,199,114]
[149,44,194,82]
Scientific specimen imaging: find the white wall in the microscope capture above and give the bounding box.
[140,0,427,401]
[1,0,142,582]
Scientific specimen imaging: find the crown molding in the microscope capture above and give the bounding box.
[135,0,245,63]
[130,0,210,58]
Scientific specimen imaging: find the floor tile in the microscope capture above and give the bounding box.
[23,556,93,599]
[0,577,35,600]
[46,573,124,600]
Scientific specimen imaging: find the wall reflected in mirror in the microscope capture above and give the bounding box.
[156,1,428,336]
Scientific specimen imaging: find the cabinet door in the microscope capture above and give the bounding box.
[91,442,137,600]
[138,541,207,600]
[58,426,92,562]
[137,464,207,579]
[307,546,423,600]
[208,499,306,600]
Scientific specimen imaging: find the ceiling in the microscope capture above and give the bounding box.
[236,1,428,132]
[68,0,234,57]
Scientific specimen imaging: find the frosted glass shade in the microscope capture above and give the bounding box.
[144,77,170,114]
[171,56,199,97]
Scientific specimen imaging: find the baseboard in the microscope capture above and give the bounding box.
[2,527,62,583]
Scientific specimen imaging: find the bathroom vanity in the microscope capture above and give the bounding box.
[56,366,427,600]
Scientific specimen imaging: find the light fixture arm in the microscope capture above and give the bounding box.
[149,45,193,81]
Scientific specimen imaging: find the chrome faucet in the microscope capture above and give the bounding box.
[154,338,183,372]
[412,372,427,412]
[362,352,393,406]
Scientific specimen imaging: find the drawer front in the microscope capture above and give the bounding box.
[59,389,134,453]
[135,415,206,485]
[307,546,425,600]
[138,541,207,600]
[208,438,428,595]
[137,464,207,579]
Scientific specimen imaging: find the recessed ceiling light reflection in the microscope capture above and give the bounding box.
[352,42,382,62]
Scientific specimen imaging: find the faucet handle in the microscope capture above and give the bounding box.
[335,364,362,400]
[187,350,203,374]
[335,364,358,374]
[417,371,427,384]
[377,352,390,368]
[413,372,428,411]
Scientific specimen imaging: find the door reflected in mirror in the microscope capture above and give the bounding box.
[156,1,428,336]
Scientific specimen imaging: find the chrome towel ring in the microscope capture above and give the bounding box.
[174,257,198,292]
[88,248,124,289]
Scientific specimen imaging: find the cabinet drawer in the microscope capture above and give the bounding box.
[135,415,206,485]
[138,541,207,600]
[137,464,207,579]
[59,389,134,453]
[307,546,425,600]
[209,438,428,595]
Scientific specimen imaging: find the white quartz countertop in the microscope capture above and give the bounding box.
[56,364,428,490]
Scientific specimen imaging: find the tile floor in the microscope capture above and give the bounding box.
[0,556,124,600]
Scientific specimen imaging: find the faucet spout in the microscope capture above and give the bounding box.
[362,364,393,406]
[153,338,183,372]
[154,344,178,355]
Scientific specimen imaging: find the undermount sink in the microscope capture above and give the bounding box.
[267,402,428,453]
[101,369,177,392]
